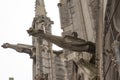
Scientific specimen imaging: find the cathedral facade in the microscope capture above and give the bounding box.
[2,0,120,80]
[56,0,120,80]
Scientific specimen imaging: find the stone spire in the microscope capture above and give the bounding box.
[35,0,46,16]
[31,0,54,80]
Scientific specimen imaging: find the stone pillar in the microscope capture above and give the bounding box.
[33,0,54,80]
[95,0,104,79]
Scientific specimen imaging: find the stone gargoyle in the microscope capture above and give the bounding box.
[1,43,61,59]
[1,43,35,59]
[27,27,95,54]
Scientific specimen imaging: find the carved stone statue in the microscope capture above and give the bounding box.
[1,43,35,59]
[27,27,95,54]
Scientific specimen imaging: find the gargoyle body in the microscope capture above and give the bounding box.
[27,28,95,54]
[2,43,35,58]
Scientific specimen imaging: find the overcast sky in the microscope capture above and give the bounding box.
[0,0,61,80]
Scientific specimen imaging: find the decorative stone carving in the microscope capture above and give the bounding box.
[27,28,95,54]
[112,40,120,77]
[31,15,53,32]
[1,43,36,59]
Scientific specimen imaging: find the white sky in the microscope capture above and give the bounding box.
[0,0,62,80]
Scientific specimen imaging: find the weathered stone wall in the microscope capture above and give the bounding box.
[58,0,120,80]
[58,0,96,80]
[104,0,120,80]
[54,54,66,80]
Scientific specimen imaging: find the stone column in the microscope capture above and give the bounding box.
[33,0,54,80]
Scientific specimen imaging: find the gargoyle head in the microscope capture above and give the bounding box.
[27,27,44,37]
[1,43,10,48]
